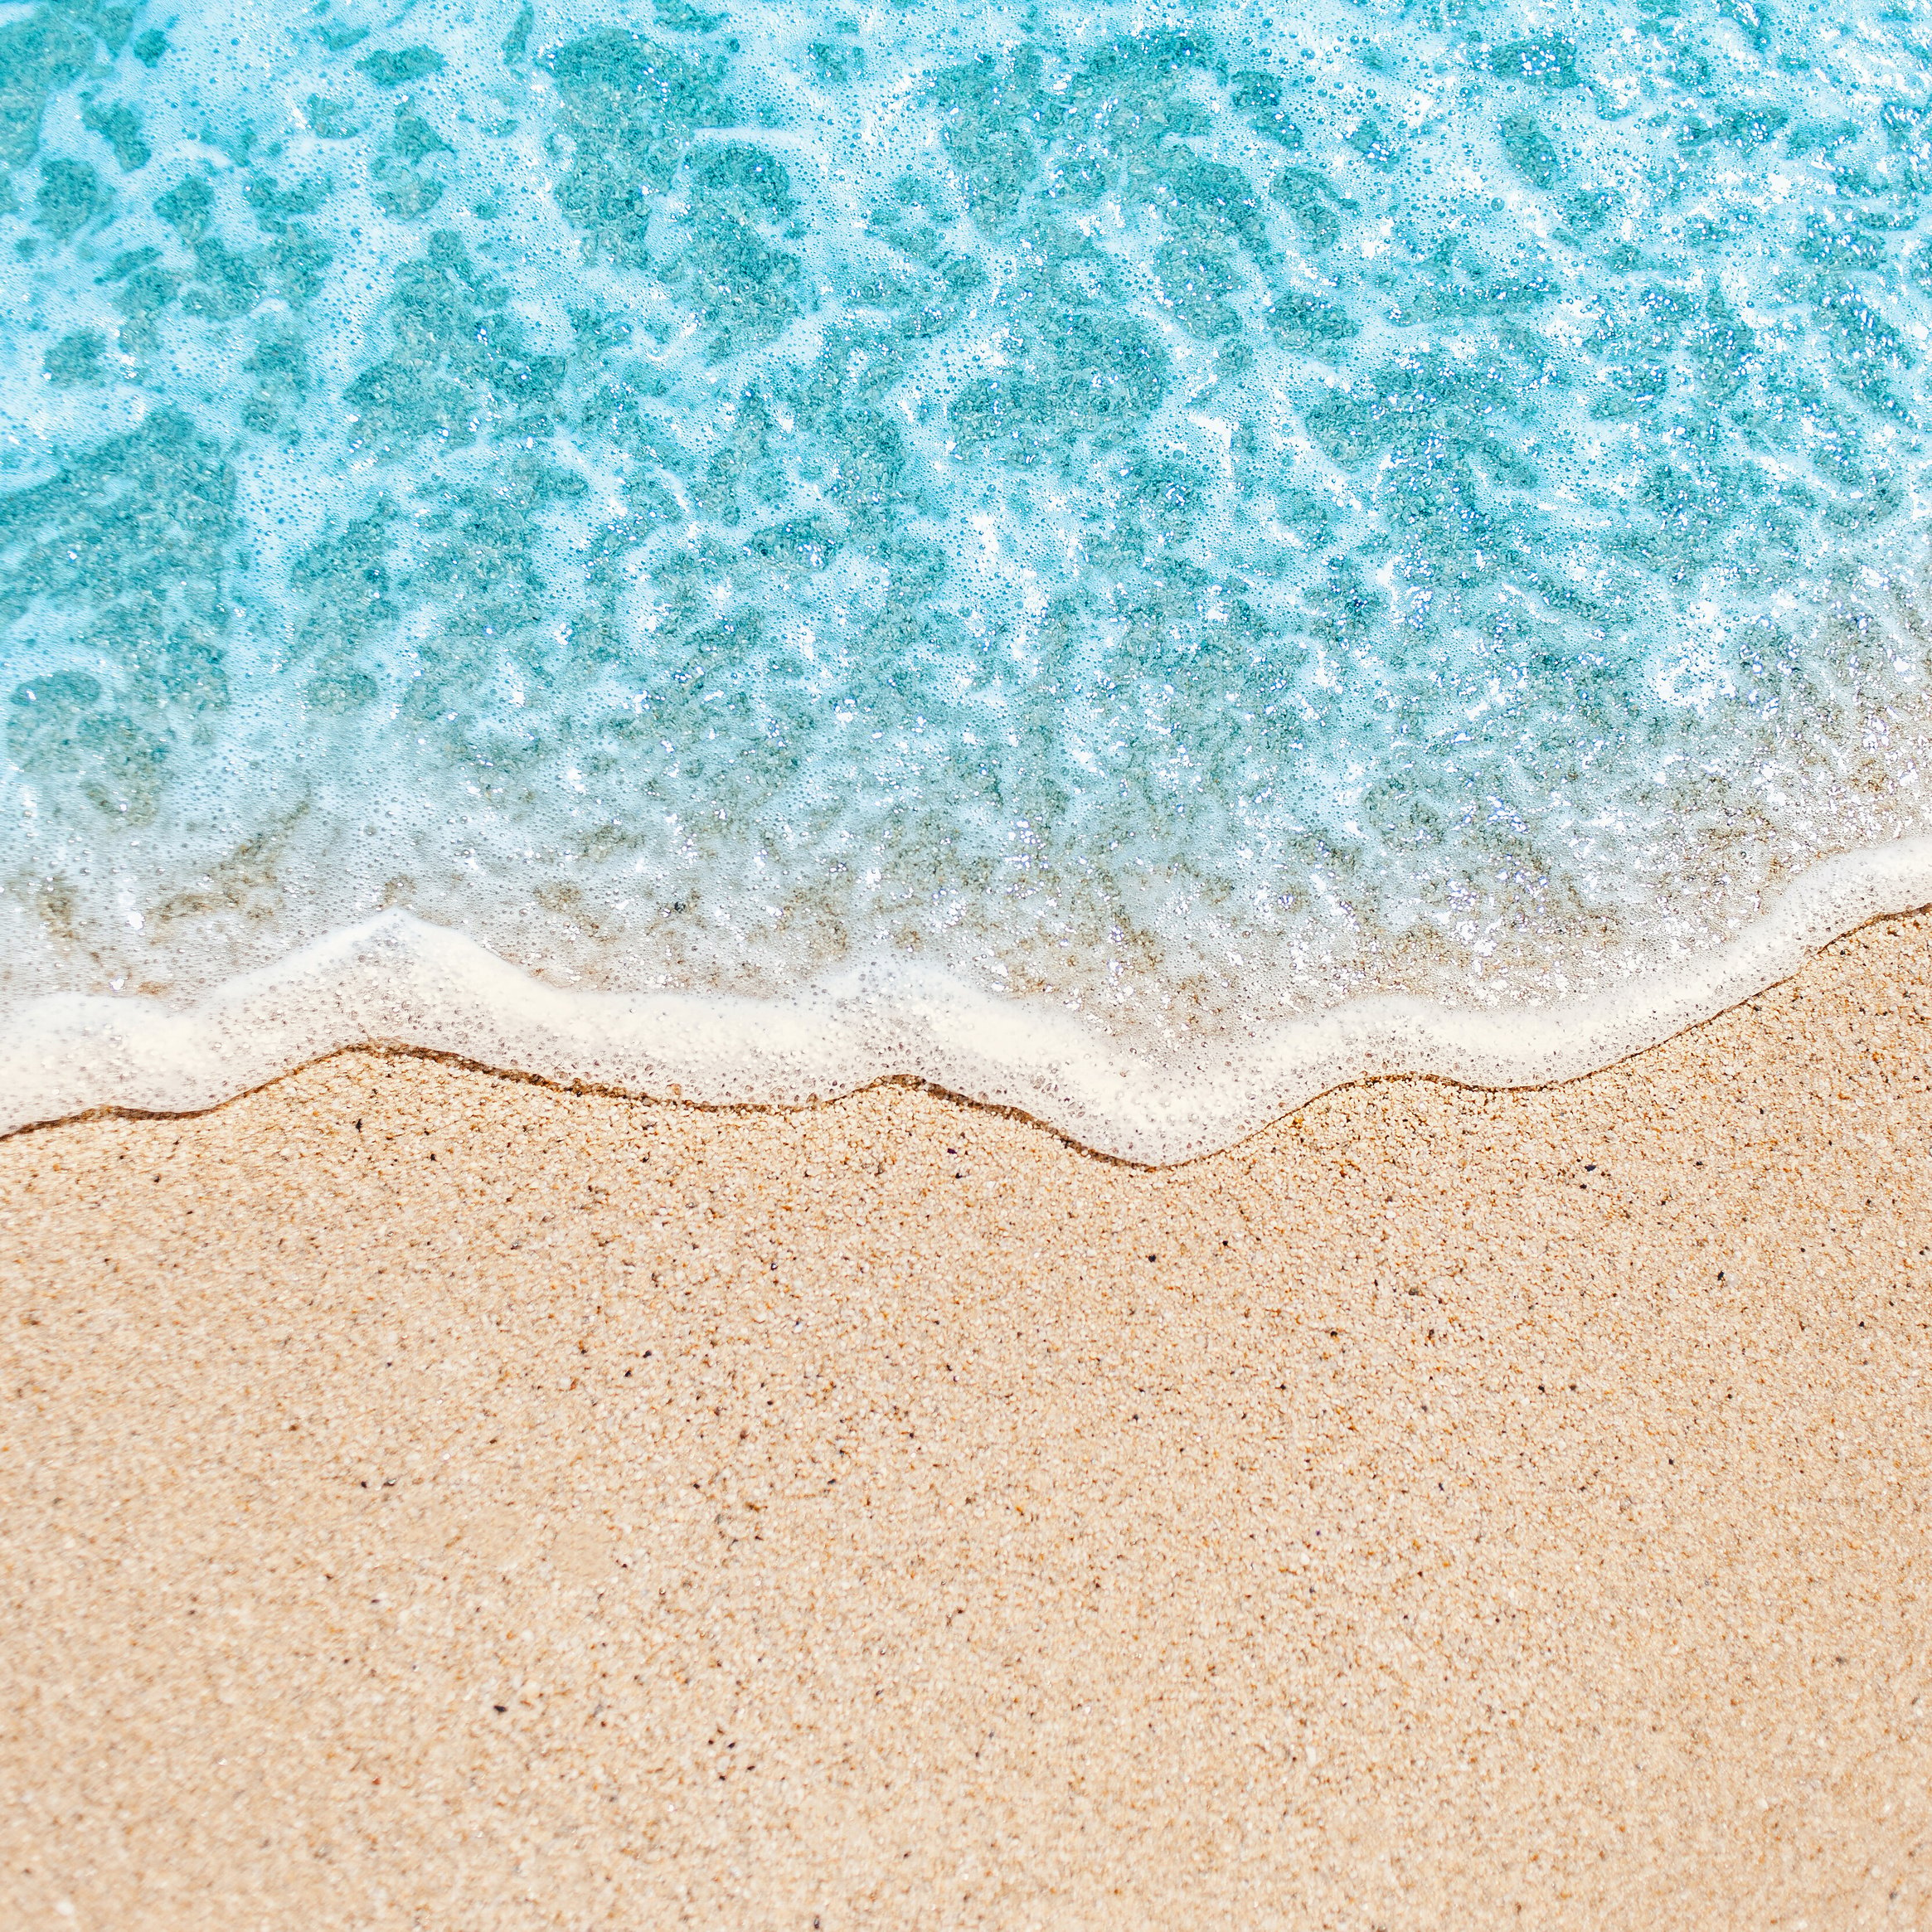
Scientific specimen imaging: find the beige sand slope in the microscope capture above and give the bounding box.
[2,913,1930,1929]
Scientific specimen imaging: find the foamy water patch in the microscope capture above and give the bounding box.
[6,837,1926,1164]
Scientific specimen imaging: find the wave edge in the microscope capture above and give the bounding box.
[4,837,1930,1164]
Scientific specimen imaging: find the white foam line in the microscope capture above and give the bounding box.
[3,836,1930,1164]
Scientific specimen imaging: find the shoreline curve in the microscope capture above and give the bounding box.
[3,835,1931,1165]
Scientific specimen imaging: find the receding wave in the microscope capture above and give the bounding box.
[4,838,1925,1163]
[5,0,1932,1154]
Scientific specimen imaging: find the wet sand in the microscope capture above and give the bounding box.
[2,912,1930,1929]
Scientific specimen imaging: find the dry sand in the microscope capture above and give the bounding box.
[2,913,1930,1929]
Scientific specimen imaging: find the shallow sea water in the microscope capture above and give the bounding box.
[4,0,1932,1156]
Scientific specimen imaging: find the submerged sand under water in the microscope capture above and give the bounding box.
[2,912,1929,1927]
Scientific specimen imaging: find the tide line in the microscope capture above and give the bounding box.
[2,834,1930,1163]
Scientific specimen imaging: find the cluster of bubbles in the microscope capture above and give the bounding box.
[3,0,1932,1059]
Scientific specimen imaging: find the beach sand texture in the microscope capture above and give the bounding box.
[3,913,1930,1930]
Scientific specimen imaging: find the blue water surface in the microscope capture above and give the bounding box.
[4,0,1932,1046]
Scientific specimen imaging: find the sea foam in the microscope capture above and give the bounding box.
[3,838,1930,1163]
[3,0,1932,1158]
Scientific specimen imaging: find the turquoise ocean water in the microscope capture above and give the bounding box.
[3,0,1932,1158]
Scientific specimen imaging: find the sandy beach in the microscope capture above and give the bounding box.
[2,910,1929,1928]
